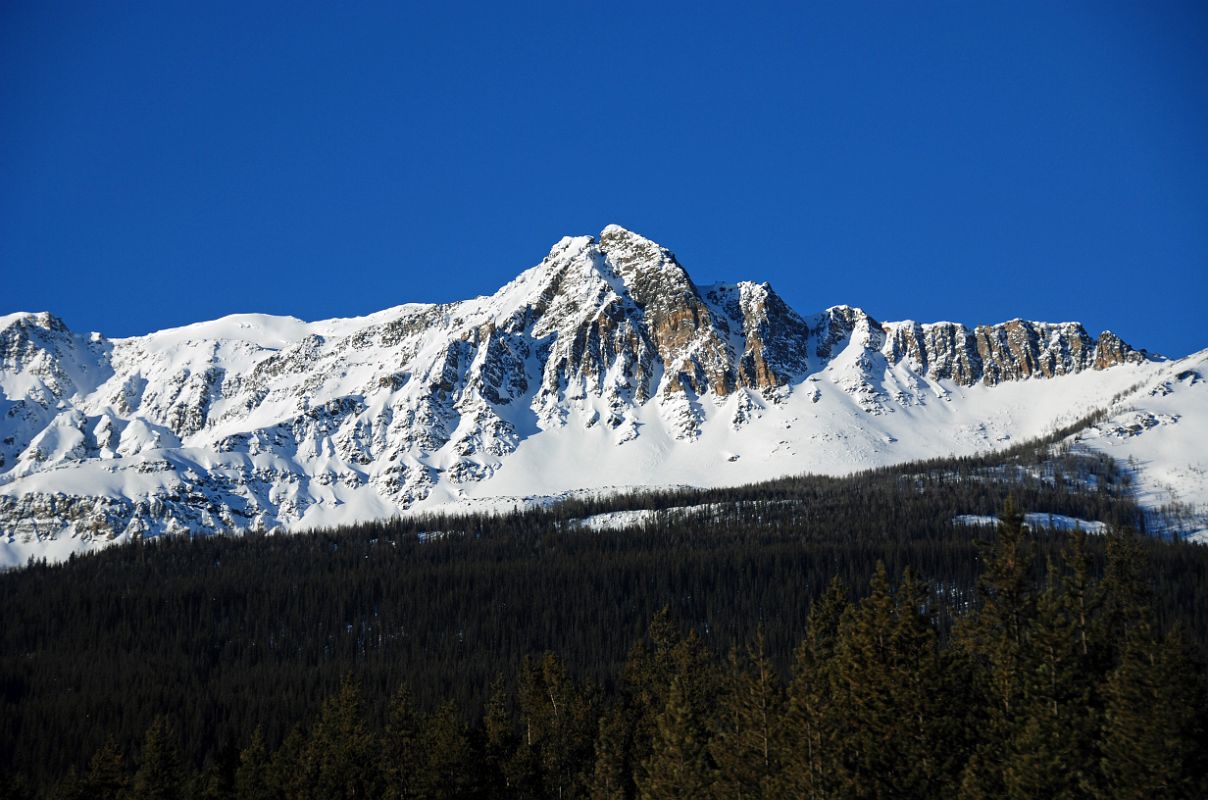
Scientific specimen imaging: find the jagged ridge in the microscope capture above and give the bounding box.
[0,227,1180,564]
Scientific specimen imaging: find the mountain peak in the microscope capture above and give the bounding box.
[0,311,69,334]
[0,226,1190,565]
[597,225,694,297]
[600,223,635,237]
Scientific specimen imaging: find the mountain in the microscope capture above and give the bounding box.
[2,225,1205,565]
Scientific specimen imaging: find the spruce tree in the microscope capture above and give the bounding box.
[958,500,1034,799]
[482,676,516,797]
[193,741,238,800]
[234,729,272,800]
[0,773,34,800]
[421,700,479,800]
[830,564,948,799]
[1002,559,1097,800]
[888,568,951,798]
[1096,625,1206,799]
[302,679,379,800]
[514,651,599,799]
[623,609,682,766]
[638,675,713,800]
[776,576,848,800]
[267,726,308,800]
[1098,527,1150,648]
[590,707,632,800]
[381,685,423,800]
[129,717,186,800]
[81,737,130,800]
[709,631,779,799]
[49,767,85,800]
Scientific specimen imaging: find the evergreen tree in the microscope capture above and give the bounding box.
[830,564,948,799]
[129,717,186,800]
[81,737,130,800]
[638,675,713,800]
[709,631,779,799]
[620,608,695,799]
[512,651,599,799]
[380,685,423,800]
[887,568,952,798]
[49,767,85,800]
[1002,558,1097,800]
[234,729,273,800]
[0,773,34,800]
[622,609,682,770]
[192,741,238,800]
[776,576,848,799]
[589,707,632,800]
[1099,527,1150,647]
[1059,529,1100,662]
[420,700,479,800]
[1096,625,1206,799]
[9,466,1208,800]
[301,678,379,800]
[482,675,516,796]
[266,726,308,800]
[959,500,1035,799]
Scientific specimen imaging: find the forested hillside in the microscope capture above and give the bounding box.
[2,435,1207,798]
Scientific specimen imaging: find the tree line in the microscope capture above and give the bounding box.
[2,431,1206,794]
[6,509,1205,800]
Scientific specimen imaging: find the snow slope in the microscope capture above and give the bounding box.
[1,226,1203,566]
[1068,349,1208,540]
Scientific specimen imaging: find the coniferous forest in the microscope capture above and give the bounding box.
[2,434,1207,799]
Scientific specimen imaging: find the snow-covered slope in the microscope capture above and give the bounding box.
[1067,349,1208,541]
[1,226,1202,565]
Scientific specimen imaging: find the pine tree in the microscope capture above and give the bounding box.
[301,679,379,800]
[887,568,951,798]
[1096,625,1206,799]
[776,576,848,800]
[420,700,479,800]
[638,675,713,800]
[1098,527,1150,649]
[959,500,1034,799]
[512,651,599,799]
[709,631,779,799]
[623,609,682,768]
[620,608,694,799]
[979,499,1034,710]
[0,773,34,800]
[482,675,516,796]
[381,685,423,800]
[589,707,632,800]
[1001,558,1097,800]
[267,725,308,800]
[192,741,238,800]
[49,767,86,800]
[829,564,948,799]
[234,729,273,800]
[129,717,186,800]
[1059,529,1100,662]
[81,737,130,800]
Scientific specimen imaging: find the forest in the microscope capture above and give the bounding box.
[2,433,1207,798]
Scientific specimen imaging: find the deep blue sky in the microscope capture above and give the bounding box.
[3,2,1206,356]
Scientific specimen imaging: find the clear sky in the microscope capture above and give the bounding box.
[3,2,1206,356]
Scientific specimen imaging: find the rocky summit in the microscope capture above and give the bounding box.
[1,226,1203,565]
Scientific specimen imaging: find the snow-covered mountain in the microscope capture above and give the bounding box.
[2,225,1205,565]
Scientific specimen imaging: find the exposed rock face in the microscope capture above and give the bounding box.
[704,282,811,391]
[884,321,983,385]
[0,227,1160,555]
[598,225,735,396]
[1093,330,1147,370]
[882,318,1144,386]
